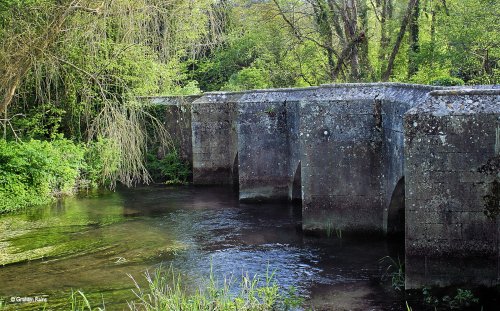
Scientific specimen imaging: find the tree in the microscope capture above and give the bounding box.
[382,0,419,81]
[0,0,222,186]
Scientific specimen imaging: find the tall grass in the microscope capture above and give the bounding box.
[68,266,303,311]
[70,290,105,311]
[127,266,302,311]
[380,256,405,291]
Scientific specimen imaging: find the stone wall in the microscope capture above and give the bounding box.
[379,85,437,233]
[191,93,242,185]
[299,85,385,233]
[404,89,500,288]
[299,84,437,234]
[237,88,313,201]
[145,95,199,165]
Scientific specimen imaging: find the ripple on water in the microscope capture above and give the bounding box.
[0,186,405,310]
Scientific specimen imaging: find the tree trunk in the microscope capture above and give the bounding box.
[430,7,436,63]
[408,0,420,78]
[382,0,418,81]
[0,77,21,115]
[357,0,371,80]
[0,0,90,114]
[347,0,361,81]
[378,0,390,75]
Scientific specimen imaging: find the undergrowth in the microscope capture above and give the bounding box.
[146,149,190,185]
[0,138,86,213]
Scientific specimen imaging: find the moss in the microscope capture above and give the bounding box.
[483,179,500,220]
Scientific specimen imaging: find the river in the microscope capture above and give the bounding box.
[0,186,405,310]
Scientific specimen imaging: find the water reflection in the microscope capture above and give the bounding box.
[0,186,404,310]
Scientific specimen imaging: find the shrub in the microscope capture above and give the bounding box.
[0,138,86,213]
[430,76,465,86]
[146,149,190,184]
[223,67,271,91]
[0,137,190,213]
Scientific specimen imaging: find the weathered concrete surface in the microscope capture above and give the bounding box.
[379,85,438,233]
[299,85,384,234]
[237,88,314,202]
[145,95,200,165]
[192,92,243,185]
[404,89,500,288]
[299,84,437,234]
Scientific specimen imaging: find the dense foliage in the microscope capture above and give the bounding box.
[0,0,497,211]
[0,139,87,212]
[190,0,498,89]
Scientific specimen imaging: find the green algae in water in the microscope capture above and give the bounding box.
[0,286,134,311]
[0,194,128,265]
[0,193,188,263]
[0,190,189,311]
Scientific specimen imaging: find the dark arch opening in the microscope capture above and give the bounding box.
[387,177,405,236]
[232,152,239,192]
[291,162,302,204]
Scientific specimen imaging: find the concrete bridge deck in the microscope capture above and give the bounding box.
[145,83,500,289]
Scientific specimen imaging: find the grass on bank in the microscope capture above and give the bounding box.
[69,266,303,311]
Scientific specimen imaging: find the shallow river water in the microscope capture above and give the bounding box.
[0,186,405,310]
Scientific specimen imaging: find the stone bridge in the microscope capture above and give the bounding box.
[145,83,500,289]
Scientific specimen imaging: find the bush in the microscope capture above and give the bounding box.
[222,67,272,91]
[430,76,465,86]
[0,137,191,213]
[146,149,191,184]
[0,138,86,213]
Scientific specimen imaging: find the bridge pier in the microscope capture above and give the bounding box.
[404,89,500,289]
[191,93,242,185]
[299,86,385,234]
[236,89,309,202]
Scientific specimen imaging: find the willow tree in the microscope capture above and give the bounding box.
[0,0,223,186]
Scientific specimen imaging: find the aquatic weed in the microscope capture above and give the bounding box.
[380,256,405,291]
[70,290,105,311]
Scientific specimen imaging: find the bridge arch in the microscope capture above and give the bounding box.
[291,161,301,203]
[232,152,239,191]
[387,177,405,235]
